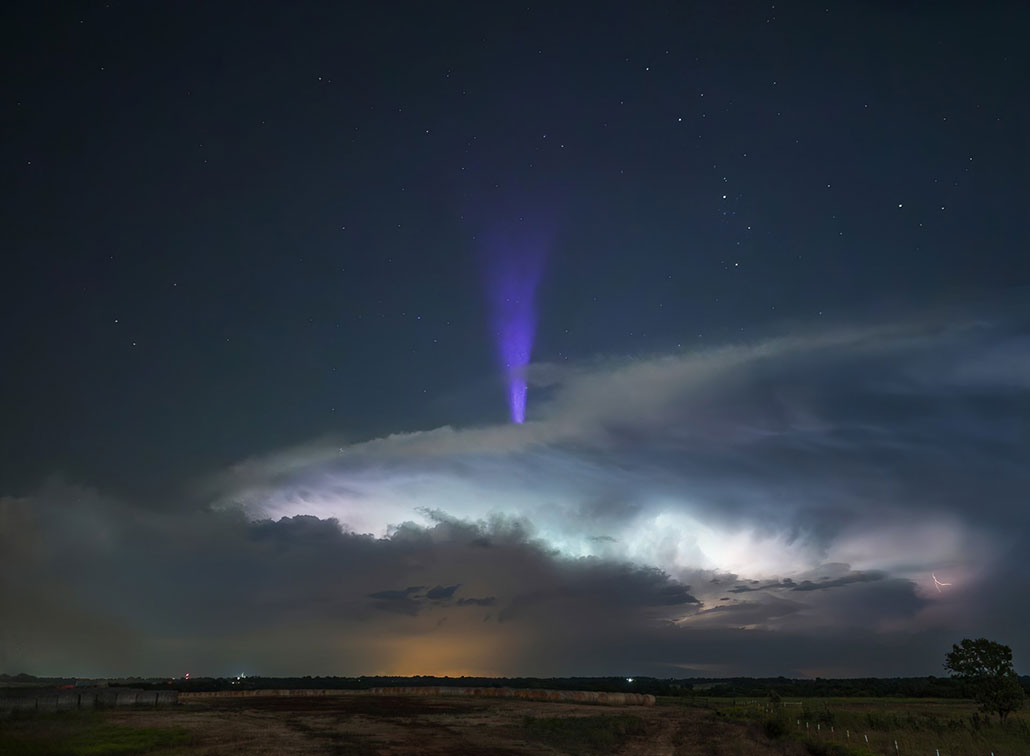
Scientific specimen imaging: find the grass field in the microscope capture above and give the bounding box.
[521,714,649,755]
[1,693,1026,755]
[670,695,1030,756]
[0,710,190,756]
[0,694,788,755]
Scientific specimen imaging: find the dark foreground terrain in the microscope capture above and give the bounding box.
[3,692,1029,755]
[1,693,794,755]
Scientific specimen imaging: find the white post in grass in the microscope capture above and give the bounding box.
[894,739,899,754]
[864,734,868,744]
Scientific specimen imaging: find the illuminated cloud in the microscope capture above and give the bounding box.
[2,314,1027,677]
[212,316,1024,587]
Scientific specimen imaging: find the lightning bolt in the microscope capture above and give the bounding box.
[932,573,952,592]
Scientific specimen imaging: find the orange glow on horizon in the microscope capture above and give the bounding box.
[365,627,518,678]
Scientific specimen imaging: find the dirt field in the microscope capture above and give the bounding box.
[7,692,1030,755]
[70,694,796,755]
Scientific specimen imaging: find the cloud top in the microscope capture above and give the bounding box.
[3,314,1028,677]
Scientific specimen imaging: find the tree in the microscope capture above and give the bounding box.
[944,638,1025,723]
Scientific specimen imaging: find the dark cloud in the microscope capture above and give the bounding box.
[2,317,1028,677]
[369,598,423,617]
[426,585,460,600]
[687,596,808,627]
[723,572,886,595]
[791,572,886,591]
[457,597,496,607]
[0,485,707,676]
[368,587,425,600]
[2,479,911,677]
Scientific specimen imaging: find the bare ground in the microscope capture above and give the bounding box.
[98,694,803,755]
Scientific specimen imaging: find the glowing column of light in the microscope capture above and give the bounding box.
[495,272,536,424]
[487,228,545,424]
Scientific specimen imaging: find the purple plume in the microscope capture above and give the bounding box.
[485,226,547,424]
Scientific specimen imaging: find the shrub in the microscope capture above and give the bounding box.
[763,716,788,739]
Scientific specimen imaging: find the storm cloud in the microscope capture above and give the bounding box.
[2,314,1028,677]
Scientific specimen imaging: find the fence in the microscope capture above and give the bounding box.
[0,688,178,715]
[180,686,656,706]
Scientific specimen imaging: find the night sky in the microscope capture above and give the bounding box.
[3,2,1028,678]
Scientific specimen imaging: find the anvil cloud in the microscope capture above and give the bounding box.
[2,314,1028,678]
